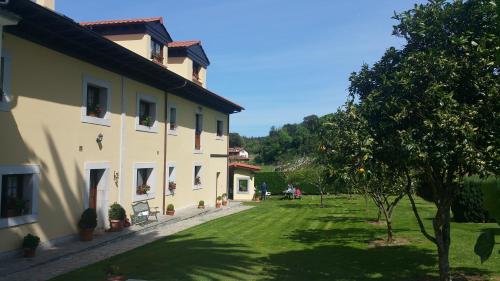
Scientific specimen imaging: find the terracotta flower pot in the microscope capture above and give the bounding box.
[198,205,205,209]
[107,275,127,281]
[109,220,124,232]
[166,210,175,216]
[23,248,36,258]
[79,228,95,241]
[222,201,228,206]
[216,202,222,208]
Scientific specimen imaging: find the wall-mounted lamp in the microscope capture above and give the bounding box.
[96,133,103,150]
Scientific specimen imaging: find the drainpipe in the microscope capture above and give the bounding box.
[163,80,187,214]
[118,76,126,205]
[226,113,230,199]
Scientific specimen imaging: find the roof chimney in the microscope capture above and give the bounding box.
[34,0,55,11]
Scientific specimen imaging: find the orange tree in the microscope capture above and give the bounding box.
[349,1,499,280]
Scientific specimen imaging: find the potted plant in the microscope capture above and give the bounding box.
[166,204,175,215]
[108,203,126,232]
[136,184,150,195]
[140,116,153,127]
[194,176,201,186]
[106,265,126,281]
[222,193,228,206]
[216,196,222,208]
[198,200,205,209]
[6,197,26,217]
[253,189,261,202]
[168,181,176,193]
[87,104,102,117]
[22,233,40,258]
[78,208,97,241]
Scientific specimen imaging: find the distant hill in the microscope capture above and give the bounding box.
[230,115,323,166]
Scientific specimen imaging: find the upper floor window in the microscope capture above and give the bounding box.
[81,75,111,126]
[136,93,158,133]
[192,62,201,84]
[0,165,40,228]
[0,51,12,112]
[169,106,177,132]
[150,39,163,64]
[216,120,224,138]
[195,113,203,150]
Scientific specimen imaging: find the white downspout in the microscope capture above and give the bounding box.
[118,76,126,205]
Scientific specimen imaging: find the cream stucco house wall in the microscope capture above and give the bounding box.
[229,163,260,201]
[0,0,242,255]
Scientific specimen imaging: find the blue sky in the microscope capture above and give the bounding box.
[58,0,425,137]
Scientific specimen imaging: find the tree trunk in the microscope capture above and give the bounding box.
[376,209,382,222]
[433,206,451,281]
[320,191,324,208]
[382,209,393,244]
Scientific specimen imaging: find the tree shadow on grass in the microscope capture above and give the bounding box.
[259,245,442,281]
[54,233,258,281]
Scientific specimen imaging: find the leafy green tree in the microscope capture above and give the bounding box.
[286,165,329,207]
[318,105,406,243]
[349,1,499,279]
[229,132,245,148]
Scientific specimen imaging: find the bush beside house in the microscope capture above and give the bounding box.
[452,177,498,223]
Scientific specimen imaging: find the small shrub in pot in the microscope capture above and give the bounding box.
[22,233,40,258]
[108,203,126,232]
[78,208,97,241]
[198,200,205,209]
[216,196,222,208]
[222,193,228,206]
[166,204,175,215]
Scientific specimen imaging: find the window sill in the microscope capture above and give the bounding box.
[81,115,111,126]
[193,149,203,154]
[168,129,178,136]
[237,191,250,194]
[136,124,158,133]
[133,193,155,202]
[215,136,224,141]
[193,185,203,190]
[0,214,38,228]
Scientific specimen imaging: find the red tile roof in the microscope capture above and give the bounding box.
[168,40,201,48]
[80,17,163,26]
[228,147,245,153]
[229,162,261,171]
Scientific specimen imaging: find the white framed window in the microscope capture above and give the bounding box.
[0,165,40,228]
[216,120,224,140]
[168,103,178,135]
[236,176,250,194]
[166,162,176,195]
[132,163,156,202]
[194,112,203,153]
[135,93,158,133]
[81,75,112,126]
[193,163,203,190]
[0,49,12,112]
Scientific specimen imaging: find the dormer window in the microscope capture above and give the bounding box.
[150,39,163,64]
[192,62,201,84]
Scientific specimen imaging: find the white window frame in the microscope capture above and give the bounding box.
[192,162,203,190]
[167,103,178,136]
[216,119,224,140]
[0,165,40,228]
[0,49,12,112]
[132,162,156,202]
[81,75,112,126]
[135,93,159,133]
[166,162,176,196]
[236,176,251,194]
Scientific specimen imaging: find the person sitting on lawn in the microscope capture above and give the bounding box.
[294,187,302,199]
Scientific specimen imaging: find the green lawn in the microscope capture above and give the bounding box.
[53,196,500,281]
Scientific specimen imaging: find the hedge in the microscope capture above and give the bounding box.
[451,177,497,223]
[255,172,322,195]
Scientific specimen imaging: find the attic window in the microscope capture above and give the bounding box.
[192,62,201,84]
[150,39,163,63]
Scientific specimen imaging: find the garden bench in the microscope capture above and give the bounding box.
[131,201,159,225]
